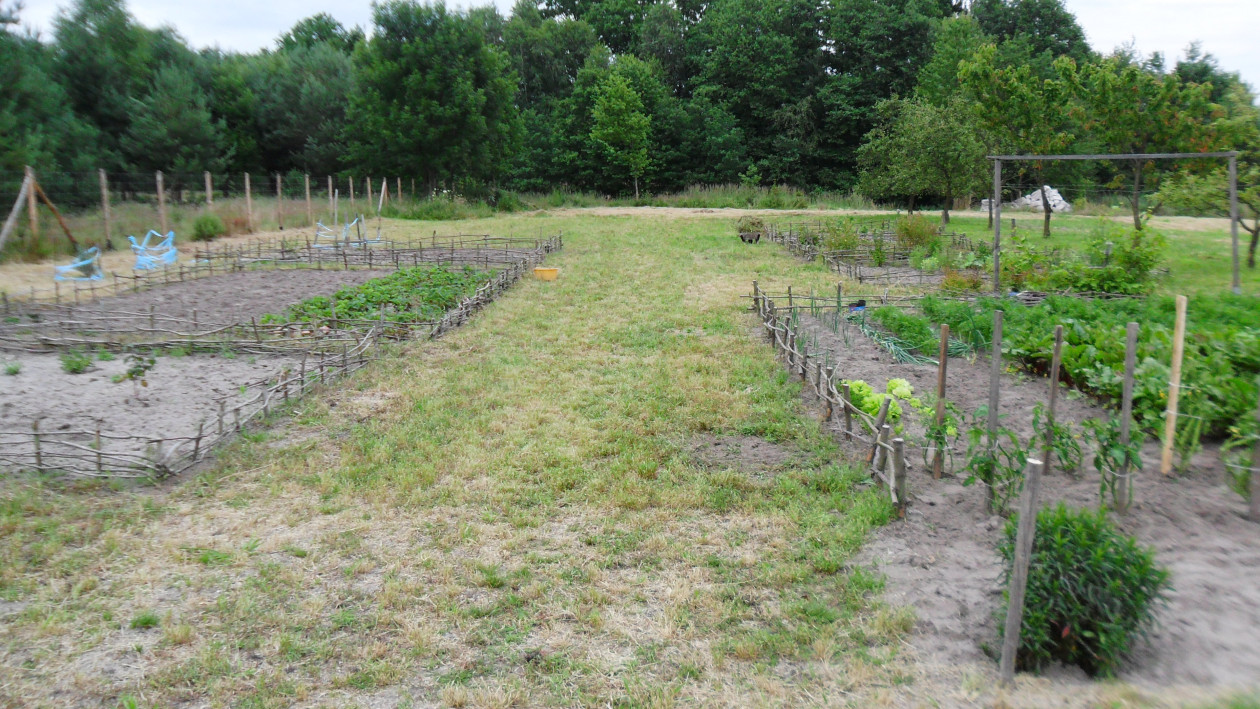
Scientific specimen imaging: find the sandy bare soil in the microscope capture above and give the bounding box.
[792,312,1259,688]
[0,351,300,460]
[34,268,394,328]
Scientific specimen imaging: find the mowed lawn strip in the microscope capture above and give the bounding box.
[0,215,903,707]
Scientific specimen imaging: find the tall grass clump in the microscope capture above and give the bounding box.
[998,504,1169,677]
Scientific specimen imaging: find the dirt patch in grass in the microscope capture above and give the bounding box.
[686,434,806,477]
[791,311,1260,688]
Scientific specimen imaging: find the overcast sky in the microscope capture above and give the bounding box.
[12,0,1260,90]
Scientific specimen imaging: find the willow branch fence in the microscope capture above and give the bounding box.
[2,232,557,308]
[0,235,562,479]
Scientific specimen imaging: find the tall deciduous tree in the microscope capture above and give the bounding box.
[345,1,521,192]
[971,0,1091,65]
[1071,54,1221,229]
[590,74,651,197]
[858,97,988,224]
[961,44,1078,236]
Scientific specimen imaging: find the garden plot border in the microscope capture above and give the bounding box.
[0,235,563,479]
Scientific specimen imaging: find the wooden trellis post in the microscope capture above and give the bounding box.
[1161,295,1188,476]
[26,165,38,240]
[245,172,254,232]
[99,169,112,246]
[156,171,168,234]
[204,171,213,206]
[276,173,284,230]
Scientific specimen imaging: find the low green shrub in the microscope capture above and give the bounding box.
[999,504,1169,677]
[191,214,227,242]
[735,215,766,235]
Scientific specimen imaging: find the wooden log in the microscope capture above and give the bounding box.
[156,171,168,235]
[999,457,1046,686]
[1161,295,1188,476]
[1042,325,1064,473]
[933,323,949,479]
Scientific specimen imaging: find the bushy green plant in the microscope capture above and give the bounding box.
[60,349,91,374]
[191,214,227,242]
[1083,417,1143,510]
[735,215,766,236]
[894,214,938,250]
[1031,402,1082,475]
[822,220,860,252]
[3,362,19,376]
[962,411,1028,515]
[999,504,1170,677]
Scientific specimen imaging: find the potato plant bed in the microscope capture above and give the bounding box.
[751,284,1260,686]
[0,236,562,478]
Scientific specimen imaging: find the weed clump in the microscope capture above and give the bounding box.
[60,349,91,374]
[998,504,1169,677]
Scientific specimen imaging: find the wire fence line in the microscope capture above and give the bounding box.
[0,235,563,480]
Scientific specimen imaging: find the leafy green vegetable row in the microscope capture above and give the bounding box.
[902,294,1260,440]
[265,265,493,325]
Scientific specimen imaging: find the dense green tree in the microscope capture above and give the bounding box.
[916,15,990,105]
[590,74,651,197]
[1071,53,1221,229]
[249,45,355,175]
[637,3,690,96]
[276,13,364,53]
[205,53,264,174]
[972,0,1091,65]
[960,45,1078,236]
[502,1,598,108]
[345,1,521,191]
[819,0,953,186]
[691,0,823,185]
[121,66,226,174]
[543,0,659,56]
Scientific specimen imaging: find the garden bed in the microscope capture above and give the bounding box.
[765,302,1260,686]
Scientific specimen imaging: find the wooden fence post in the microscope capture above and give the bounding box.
[25,165,38,240]
[892,437,907,517]
[987,310,1004,513]
[867,398,891,464]
[305,174,312,225]
[1118,322,1139,513]
[999,457,1046,686]
[349,176,355,208]
[99,169,112,246]
[245,172,254,232]
[275,173,284,230]
[1042,325,1064,473]
[933,323,949,479]
[327,175,334,217]
[366,177,373,207]
[156,171,168,234]
[1160,295,1188,476]
[204,171,213,206]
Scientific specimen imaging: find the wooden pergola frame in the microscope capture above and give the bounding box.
[988,151,1242,294]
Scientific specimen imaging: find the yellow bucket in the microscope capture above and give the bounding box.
[533,267,559,281]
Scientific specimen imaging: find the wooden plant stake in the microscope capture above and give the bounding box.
[867,397,891,463]
[933,323,949,478]
[1118,322,1138,513]
[987,310,1004,512]
[1160,295,1188,476]
[1042,325,1064,473]
[999,457,1046,687]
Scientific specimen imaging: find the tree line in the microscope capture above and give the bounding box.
[1,0,1256,226]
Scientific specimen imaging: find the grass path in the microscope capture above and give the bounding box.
[1,215,905,707]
